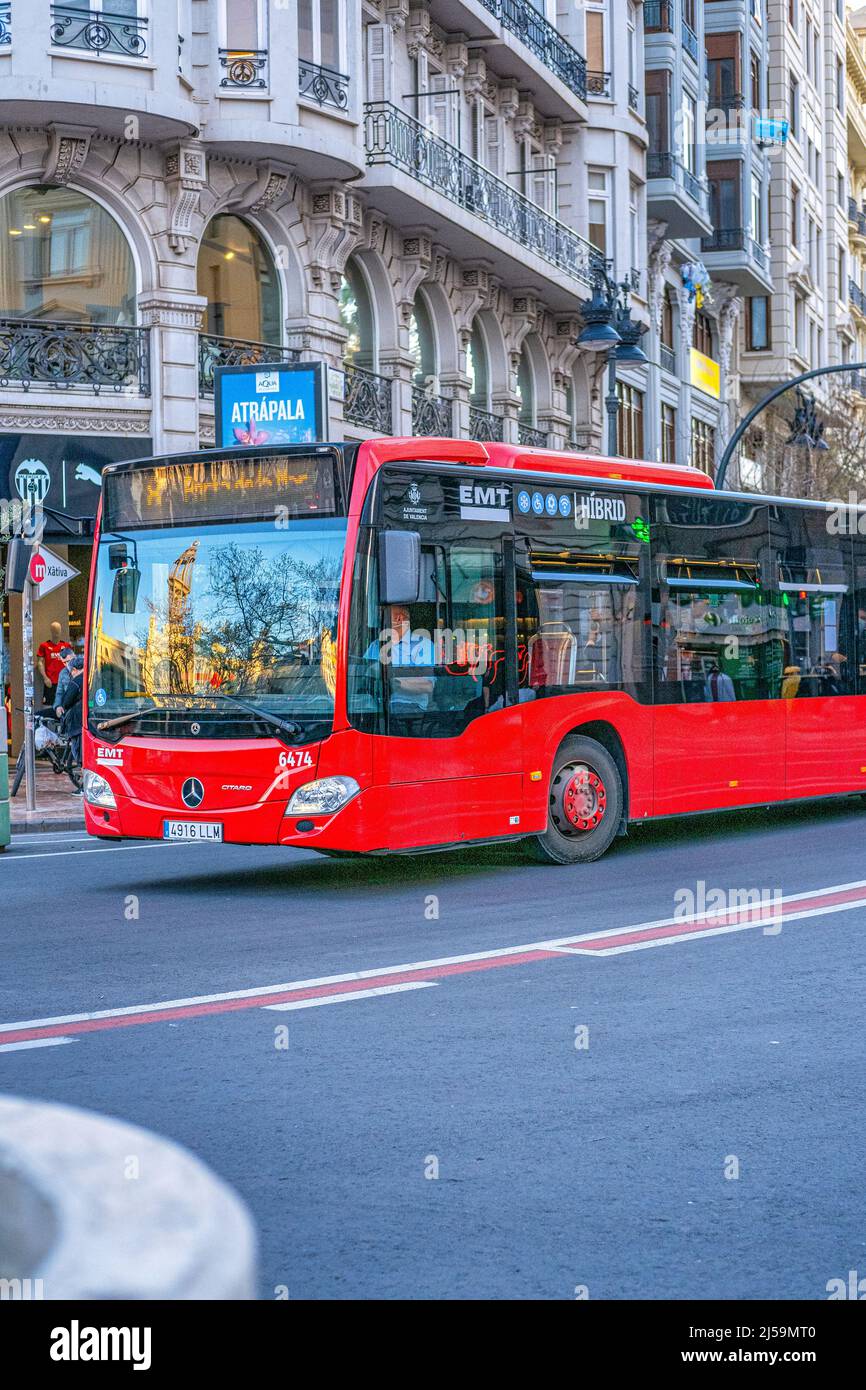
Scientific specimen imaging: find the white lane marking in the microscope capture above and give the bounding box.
[4,842,194,862]
[4,874,866,1037]
[264,981,437,1011]
[0,1037,76,1053]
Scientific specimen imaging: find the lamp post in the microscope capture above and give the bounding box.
[578,266,649,456]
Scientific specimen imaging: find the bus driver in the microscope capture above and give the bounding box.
[367,603,436,715]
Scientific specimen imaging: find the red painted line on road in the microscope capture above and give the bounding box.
[575,882,866,952]
[0,949,557,1047]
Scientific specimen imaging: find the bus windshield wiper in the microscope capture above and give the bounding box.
[96,704,162,732]
[205,692,304,740]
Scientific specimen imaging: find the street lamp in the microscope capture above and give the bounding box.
[578,265,648,456]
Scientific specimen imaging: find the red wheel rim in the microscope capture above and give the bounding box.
[551,762,607,835]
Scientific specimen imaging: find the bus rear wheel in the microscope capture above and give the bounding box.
[530,736,622,865]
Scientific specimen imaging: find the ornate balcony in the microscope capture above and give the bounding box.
[469,406,505,443]
[343,363,392,434]
[660,344,676,375]
[364,102,604,290]
[682,22,699,64]
[198,334,299,398]
[0,2,10,46]
[587,71,611,99]
[50,5,149,59]
[628,85,640,113]
[647,151,710,238]
[849,280,866,320]
[0,319,150,395]
[497,0,587,103]
[518,422,547,448]
[700,228,773,296]
[644,1,673,34]
[218,48,268,89]
[298,58,349,112]
[412,386,452,437]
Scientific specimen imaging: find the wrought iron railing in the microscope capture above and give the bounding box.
[850,280,866,317]
[644,1,673,33]
[750,239,770,272]
[0,2,10,45]
[197,334,298,397]
[628,84,640,112]
[469,406,504,443]
[343,363,392,434]
[50,5,148,58]
[0,318,150,394]
[660,344,676,375]
[364,103,605,289]
[412,386,452,438]
[298,58,349,112]
[849,195,858,223]
[497,0,587,102]
[702,227,746,253]
[587,71,611,98]
[682,22,699,63]
[518,422,547,448]
[647,151,707,208]
[218,48,268,88]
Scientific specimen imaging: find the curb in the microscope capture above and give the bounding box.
[10,817,86,834]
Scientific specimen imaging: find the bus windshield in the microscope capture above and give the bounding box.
[88,516,346,739]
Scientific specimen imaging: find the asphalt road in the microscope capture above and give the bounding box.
[2,796,865,1300]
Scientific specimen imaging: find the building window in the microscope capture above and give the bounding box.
[223,0,265,55]
[750,51,761,111]
[471,98,501,176]
[587,169,610,256]
[467,322,491,411]
[340,257,376,370]
[409,290,437,391]
[197,215,281,342]
[789,75,799,140]
[746,297,770,351]
[839,246,846,300]
[646,69,671,154]
[837,59,844,112]
[522,139,557,215]
[690,418,716,475]
[682,94,697,173]
[794,294,806,359]
[517,347,536,429]
[708,160,741,232]
[617,382,644,458]
[586,2,606,81]
[751,173,762,240]
[693,310,714,358]
[791,183,800,247]
[661,403,677,464]
[0,185,136,326]
[298,0,343,71]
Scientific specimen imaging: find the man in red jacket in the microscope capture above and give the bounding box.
[36,621,72,706]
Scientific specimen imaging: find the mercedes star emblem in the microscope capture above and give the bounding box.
[181,777,204,809]
[190,721,201,735]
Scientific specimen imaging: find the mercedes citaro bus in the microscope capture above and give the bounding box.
[82,437,866,863]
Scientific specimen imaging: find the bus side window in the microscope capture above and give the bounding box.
[769,507,855,699]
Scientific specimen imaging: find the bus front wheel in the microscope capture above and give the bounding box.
[530,736,622,865]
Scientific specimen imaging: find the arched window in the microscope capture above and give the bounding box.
[517,347,535,426]
[467,321,490,410]
[0,185,135,325]
[409,291,437,390]
[197,215,280,343]
[340,258,376,371]
[564,378,576,443]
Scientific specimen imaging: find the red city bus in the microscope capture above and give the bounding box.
[82,437,865,863]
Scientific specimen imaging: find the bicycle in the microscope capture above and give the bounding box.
[10,709,83,796]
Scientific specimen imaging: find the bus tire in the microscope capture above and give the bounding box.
[530,736,623,865]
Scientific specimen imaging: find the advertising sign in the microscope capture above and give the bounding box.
[214,361,328,450]
[690,348,721,401]
[0,434,153,528]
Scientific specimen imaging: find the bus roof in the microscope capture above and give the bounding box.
[362,438,716,492]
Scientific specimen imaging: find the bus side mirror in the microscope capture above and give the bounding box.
[110,566,141,615]
[378,530,420,605]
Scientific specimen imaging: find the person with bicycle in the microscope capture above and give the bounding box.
[54,646,78,718]
[59,655,84,769]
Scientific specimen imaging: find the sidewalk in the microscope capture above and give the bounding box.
[8,761,86,833]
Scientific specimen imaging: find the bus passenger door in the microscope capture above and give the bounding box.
[649,495,785,815]
[369,533,523,851]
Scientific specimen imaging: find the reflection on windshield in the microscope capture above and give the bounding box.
[90,518,346,724]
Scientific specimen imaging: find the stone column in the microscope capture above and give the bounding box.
[646,231,672,462]
[138,292,207,454]
[676,283,698,468]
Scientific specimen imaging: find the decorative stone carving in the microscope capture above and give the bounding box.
[445,42,469,81]
[307,185,363,293]
[499,84,520,123]
[165,142,208,254]
[234,162,291,214]
[647,232,673,336]
[42,125,95,185]
[464,55,488,101]
[137,293,207,331]
[384,0,410,32]
[0,410,150,435]
[397,233,433,326]
[512,99,539,142]
[543,120,564,156]
[716,287,742,382]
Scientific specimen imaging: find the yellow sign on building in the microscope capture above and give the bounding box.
[690,348,721,400]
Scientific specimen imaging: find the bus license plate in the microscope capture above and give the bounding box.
[163,820,224,842]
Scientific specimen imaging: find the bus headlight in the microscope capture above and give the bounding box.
[286,776,360,816]
[83,770,117,809]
